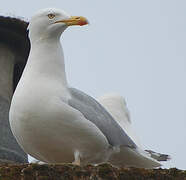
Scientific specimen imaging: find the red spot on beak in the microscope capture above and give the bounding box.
[79,19,89,26]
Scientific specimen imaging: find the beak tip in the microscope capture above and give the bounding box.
[80,21,89,26]
[79,18,89,26]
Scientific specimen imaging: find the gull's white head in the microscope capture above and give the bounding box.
[28,8,88,42]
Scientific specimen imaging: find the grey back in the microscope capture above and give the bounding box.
[68,88,137,148]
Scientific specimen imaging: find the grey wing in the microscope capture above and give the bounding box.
[68,88,137,148]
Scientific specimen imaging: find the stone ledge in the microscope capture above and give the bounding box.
[0,163,185,180]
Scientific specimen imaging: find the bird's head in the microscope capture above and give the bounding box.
[28,8,88,42]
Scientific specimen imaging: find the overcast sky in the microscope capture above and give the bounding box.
[1,0,186,169]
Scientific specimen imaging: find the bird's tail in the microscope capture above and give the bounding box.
[97,93,171,167]
[108,146,162,168]
[145,150,171,161]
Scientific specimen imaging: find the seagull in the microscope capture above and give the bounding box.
[9,8,170,168]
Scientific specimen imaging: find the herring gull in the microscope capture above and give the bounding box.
[9,8,170,168]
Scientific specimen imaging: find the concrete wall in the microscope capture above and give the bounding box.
[0,44,27,163]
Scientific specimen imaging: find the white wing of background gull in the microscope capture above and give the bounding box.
[9,8,170,168]
[97,94,171,167]
[97,94,143,148]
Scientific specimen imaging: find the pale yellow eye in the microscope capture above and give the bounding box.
[48,13,55,19]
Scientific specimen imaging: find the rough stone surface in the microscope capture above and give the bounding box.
[0,163,185,180]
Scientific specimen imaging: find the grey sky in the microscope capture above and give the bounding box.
[1,0,185,169]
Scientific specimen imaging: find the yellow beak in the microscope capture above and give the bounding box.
[55,16,88,26]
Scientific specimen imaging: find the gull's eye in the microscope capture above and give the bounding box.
[48,13,55,19]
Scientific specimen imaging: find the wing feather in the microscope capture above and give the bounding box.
[68,88,137,148]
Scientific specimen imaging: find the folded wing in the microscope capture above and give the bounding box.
[68,88,137,148]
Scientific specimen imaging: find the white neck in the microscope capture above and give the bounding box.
[24,37,68,87]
